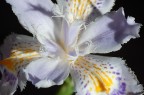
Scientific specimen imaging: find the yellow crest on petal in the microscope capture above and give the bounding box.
[74,56,113,93]
[66,0,95,22]
[0,48,40,73]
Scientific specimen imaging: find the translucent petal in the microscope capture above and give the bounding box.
[70,55,143,95]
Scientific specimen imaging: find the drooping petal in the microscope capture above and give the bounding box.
[77,8,141,55]
[24,57,70,88]
[57,0,98,23]
[90,0,115,14]
[6,0,55,36]
[0,34,41,91]
[0,65,18,95]
[70,55,143,95]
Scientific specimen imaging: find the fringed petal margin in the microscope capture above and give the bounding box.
[70,54,143,95]
[77,8,141,55]
[0,65,18,95]
[0,34,41,93]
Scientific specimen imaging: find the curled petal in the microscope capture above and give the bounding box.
[70,55,143,95]
[77,8,141,55]
[24,57,70,88]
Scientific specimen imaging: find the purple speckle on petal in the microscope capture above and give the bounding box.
[110,67,114,69]
[92,12,95,16]
[111,82,126,95]
[116,72,120,75]
[116,77,122,80]
[120,82,126,92]
[94,7,96,10]
[86,91,90,95]
[84,84,87,88]
[3,68,17,85]
[113,72,116,74]
[104,67,107,69]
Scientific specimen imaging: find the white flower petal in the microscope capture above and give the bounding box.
[90,0,115,14]
[56,0,67,12]
[77,8,141,55]
[24,57,70,88]
[85,7,102,24]
[51,17,69,49]
[0,34,41,72]
[67,20,84,47]
[6,0,55,36]
[17,69,27,91]
[5,0,68,50]
[36,17,82,57]
[0,34,41,92]
[57,0,97,23]
[0,65,18,95]
[54,17,84,51]
[44,17,83,53]
[70,55,143,95]
[36,33,64,57]
[0,34,16,59]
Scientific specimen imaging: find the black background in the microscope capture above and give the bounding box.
[0,0,144,95]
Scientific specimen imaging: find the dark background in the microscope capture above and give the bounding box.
[0,0,144,95]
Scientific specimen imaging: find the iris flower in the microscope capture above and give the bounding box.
[0,0,143,95]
